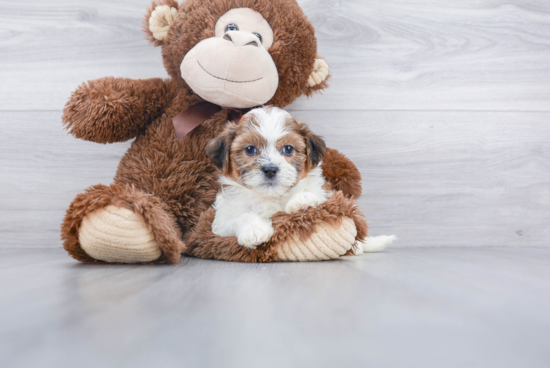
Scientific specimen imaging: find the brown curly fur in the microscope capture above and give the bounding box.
[322,148,363,200]
[185,191,368,263]
[60,0,364,264]
[63,78,181,143]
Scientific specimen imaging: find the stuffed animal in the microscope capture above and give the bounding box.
[60,0,377,264]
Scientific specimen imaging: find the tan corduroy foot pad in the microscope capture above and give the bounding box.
[79,205,162,264]
[277,216,357,261]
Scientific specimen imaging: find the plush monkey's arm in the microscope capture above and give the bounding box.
[322,148,363,200]
[62,77,179,143]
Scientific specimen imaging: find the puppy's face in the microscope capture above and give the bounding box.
[207,107,326,196]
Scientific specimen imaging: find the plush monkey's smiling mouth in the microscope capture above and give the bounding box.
[197,61,264,84]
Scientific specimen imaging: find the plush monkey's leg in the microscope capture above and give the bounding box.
[61,183,185,264]
[186,191,369,263]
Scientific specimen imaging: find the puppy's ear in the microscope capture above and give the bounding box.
[300,122,326,169]
[206,125,237,172]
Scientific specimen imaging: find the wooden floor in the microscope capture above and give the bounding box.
[1,247,550,368]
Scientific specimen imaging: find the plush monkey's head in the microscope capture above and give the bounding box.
[144,0,329,108]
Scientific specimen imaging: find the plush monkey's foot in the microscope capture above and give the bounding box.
[62,183,186,264]
[277,216,357,261]
[79,205,161,263]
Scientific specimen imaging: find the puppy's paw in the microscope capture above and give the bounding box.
[237,222,274,249]
[285,192,325,214]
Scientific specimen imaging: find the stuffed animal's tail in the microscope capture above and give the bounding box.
[355,235,396,254]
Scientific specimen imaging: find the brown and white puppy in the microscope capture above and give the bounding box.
[206,106,328,248]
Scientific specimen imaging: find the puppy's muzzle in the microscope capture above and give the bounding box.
[262,165,278,179]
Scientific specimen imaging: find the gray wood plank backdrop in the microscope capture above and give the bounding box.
[0,0,549,249]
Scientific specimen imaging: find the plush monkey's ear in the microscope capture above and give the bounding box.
[206,125,237,172]
[143,0,179,46]
[307,58,330,92]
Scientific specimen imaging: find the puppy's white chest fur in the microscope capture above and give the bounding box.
[212,166,328,248]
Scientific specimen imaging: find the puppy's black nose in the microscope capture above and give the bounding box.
[262,165,278,179]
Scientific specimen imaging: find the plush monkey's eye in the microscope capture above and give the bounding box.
[245,146,258,156]
[282,145,294,156]
[226,24,239,32]
[253,33,262,42]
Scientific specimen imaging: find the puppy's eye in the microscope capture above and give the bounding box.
[253,33,262,42]
[226,24,239,32]
[282,145,294,156]
[245,146,258,156]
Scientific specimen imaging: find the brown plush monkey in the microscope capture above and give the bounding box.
[61,0,365,264]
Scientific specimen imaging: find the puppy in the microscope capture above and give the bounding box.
[206,106,329,248]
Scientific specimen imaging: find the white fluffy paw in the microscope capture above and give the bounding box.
[285,192,325,214]
[237,222,274,249]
